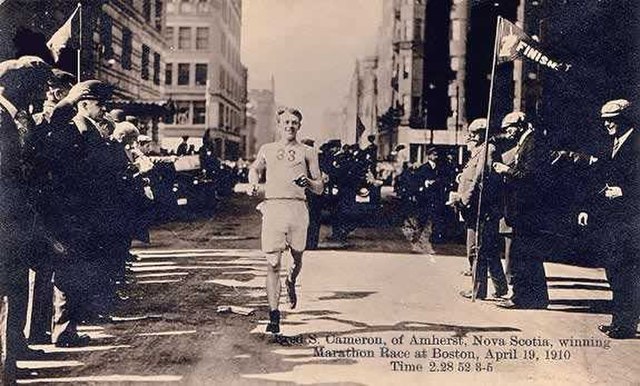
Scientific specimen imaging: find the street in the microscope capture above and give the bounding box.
[15,193,640,385]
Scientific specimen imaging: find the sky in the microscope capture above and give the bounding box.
[241,0,382,139]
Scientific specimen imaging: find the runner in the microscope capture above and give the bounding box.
[248,107,323,334]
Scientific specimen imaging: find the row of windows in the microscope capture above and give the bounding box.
[166,0,214,16]
[165,26,210,50]
[100,13,163,85]
[394,18,423,42]
[166,99,242,132]
[218,102,242,131]
[165,62,243,100]
[124,0,163,32]
[170,100,207,125]
[165,63,208,86]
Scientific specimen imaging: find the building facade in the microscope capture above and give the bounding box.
[373,0,640,164]
[374,0,520,163]
[0,0,169,142]
[163,0,246,160]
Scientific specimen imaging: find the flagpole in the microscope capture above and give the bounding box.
[471,15,503,303]
[76,2,82,83]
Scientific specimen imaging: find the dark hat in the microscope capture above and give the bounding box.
[601,99,630,118]
[426,147,438,155]
[67,80,112,104]
[326,139,342,148]
[0,56,52,89]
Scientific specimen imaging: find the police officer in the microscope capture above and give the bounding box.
[451,118,508,300]
[578,99,639,339]
[301,138,322,250]
[492,112,550,309]
[23,68,75,345]
[49,80,113,347]
[404,148,440,254]
[0,56,53,380]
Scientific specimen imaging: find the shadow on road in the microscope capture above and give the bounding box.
[548,283,610,291]
[546,276,608,284]
[548,299,611,315]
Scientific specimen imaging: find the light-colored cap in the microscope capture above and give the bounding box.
[501,111,527,129]
[468,118,488,133]
[601,99,630,118]
[112,121,140,141]
[138,134,152,143]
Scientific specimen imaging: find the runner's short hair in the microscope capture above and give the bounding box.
[276,107,303,123]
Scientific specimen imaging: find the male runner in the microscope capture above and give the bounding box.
[248,107,323,334]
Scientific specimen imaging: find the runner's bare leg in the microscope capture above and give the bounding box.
[265,252,282,310]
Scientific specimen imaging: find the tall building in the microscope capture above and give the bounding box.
[0,0,169,141]
[247,88,276,151]
[374,0,520,163]
[373,0,639,164]
[239,65,254,158]
[163,0,246,160]
[343,56,379,149]
[376,0,441,163]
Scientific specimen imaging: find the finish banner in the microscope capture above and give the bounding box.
[496,18,572,72]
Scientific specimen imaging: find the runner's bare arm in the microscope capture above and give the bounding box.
[248,146,266,195]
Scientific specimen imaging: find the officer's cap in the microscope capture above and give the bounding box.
[468,118,488,133]
[67,80,112,104]
[501,111,527,129]
[426,147,438,155]
[326,139,342,148]
[112,121,140,141]
[601,99,630,118]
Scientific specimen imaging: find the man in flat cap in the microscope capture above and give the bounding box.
[450,118,508,301]
[0,55,53,380]
[492,111,551,310]
[578,99,639,339]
